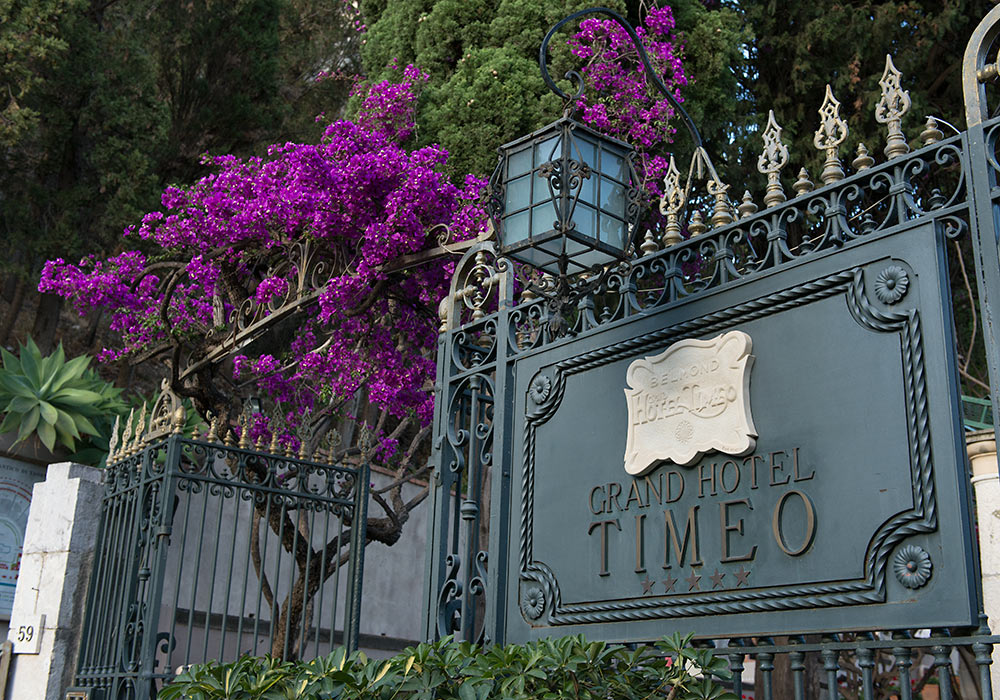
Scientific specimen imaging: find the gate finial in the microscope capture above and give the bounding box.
[876,55,911,159]
[814,85,849,185]
[793,167,815,196]
[757,110,789,209]
[108,415,120,463]
[920,117,944,146]
[660,156,684,246]
[852,143,875,171]
[708,179,734,229]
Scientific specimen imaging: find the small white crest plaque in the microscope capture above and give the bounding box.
[623,331,756,475]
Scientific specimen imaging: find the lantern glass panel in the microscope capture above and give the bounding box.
[508,148,532,177]
[505,175,531,213]
[532,171,550,204]
[534,136,560,167]
[600,177,626,218]
[575,203,598,239]
[601,215,626,249]
[574,137,597,170]
[506,210,530,245]
[531,204,553,237]
[578,174,596,209]
[602,149,627,182]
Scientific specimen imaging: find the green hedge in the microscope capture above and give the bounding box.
[158,634,737,700]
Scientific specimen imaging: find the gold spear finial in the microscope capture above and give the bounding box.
[659,156,684,246]
[875,55,911,160]
[757,110,789,209]
[814,85,849,185]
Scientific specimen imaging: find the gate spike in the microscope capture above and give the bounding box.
[757,110,789,209]
[737,191,758,219]
[688,210,707,237]
[136,401,148,450]
[793,167,815,196]
[639,229,658,256]
[238,413,250,449]
[660,156,684,246]
[852,143,875,171]
[920,116,944,146]
[813,85,848,184]
[707,179,733,228]
[108,415,121,463]
[876,55,911,159]
[121,409,135,456]
[171,403,186,435]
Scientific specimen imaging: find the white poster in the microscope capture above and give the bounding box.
[0,457,47,620]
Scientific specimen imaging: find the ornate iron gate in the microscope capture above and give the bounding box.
[426,5,1000,698]
[69,396,368,700]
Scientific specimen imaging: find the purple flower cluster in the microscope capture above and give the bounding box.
[570,6,688,203]
[38,18,687,454]
[40,64,488,450]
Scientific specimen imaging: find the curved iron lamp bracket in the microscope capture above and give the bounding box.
[538,7,721,229]
[539,6,708,157]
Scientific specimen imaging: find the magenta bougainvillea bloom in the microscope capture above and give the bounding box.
[39,17,686,452]
[570,5,688,204]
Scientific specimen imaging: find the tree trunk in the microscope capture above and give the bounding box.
[2,275,17,303]
[30,292,63,354]
[0,278,26,347]
[85,308,104,348]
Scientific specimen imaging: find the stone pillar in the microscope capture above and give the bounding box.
[967,430,1000,694]
[5,462,102,700]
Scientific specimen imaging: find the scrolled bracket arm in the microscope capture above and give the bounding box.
[538,6,706,154]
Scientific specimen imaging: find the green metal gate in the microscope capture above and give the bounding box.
[424,5,1000,699]
[69,399,368,700]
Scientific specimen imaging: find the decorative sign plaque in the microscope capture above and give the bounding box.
[623,331,756,474]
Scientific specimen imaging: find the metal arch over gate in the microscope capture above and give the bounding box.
[426,5,1000,697]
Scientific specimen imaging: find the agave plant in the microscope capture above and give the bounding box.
[0,338,127,457]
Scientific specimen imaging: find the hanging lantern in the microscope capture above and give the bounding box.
[489,116,642,277]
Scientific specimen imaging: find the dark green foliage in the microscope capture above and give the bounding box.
[0,0,84,146]
[358,0,751,180]
[158,633,737,700]
[0,337,126,461]
[0,0,362,301]
[742,1,992,179]
[359,0,609,179]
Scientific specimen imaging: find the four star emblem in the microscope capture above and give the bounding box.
[639,566,753,595]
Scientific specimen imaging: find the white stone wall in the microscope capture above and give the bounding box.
[5,462,103,700]
[967,430,1000,696]
[2,459,430,697]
